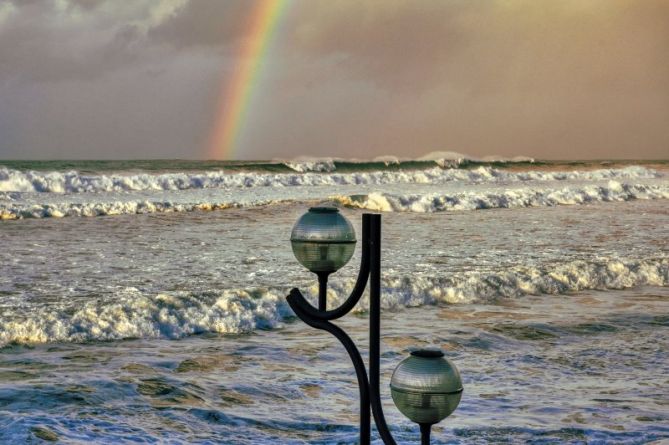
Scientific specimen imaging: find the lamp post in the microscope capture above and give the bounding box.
[286,207,463,444]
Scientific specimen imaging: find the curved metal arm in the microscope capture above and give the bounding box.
[287,213,403,445]
[288,299,371,445]
[287,215,370,321]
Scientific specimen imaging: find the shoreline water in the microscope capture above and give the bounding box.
[1,287,667,443]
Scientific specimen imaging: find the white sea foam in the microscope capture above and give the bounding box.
[417,151,535,167]
[335,181,669,213]
[0,257,665,347]
[2,180,667,219]
[0,288,294,346]
[0,197,288,219]
[0,166,660,194]
[284,158,337,172]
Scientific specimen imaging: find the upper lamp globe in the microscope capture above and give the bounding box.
[290,207,356,274]
[390,349,463,426]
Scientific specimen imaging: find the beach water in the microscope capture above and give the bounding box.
[0,160,667,444]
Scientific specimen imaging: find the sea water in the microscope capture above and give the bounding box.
[0,160,667,444]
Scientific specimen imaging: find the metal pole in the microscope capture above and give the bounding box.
[317,272,329,311]
[420,424,432,445]
[368,214,398,445]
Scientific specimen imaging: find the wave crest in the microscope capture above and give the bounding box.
[283,159,337,172]
[0,198,288,220]
[335,181,669,212]
[0,166,659,194]
[1,257,666,347]
[2,180,667,219]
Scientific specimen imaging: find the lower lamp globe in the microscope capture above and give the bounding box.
[390,349,463,426]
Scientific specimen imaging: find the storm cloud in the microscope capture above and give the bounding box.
[0,0,667,160]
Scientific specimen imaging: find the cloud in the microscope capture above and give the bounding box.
[239,0,669,159]
[0,1,17,25]
[0,0,221,159]
[282,0,669,94]
[147,0,254,51]
[0,0,188,84]
[0,0,667,160]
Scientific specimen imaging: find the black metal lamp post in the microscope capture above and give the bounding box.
[286,207,463,445]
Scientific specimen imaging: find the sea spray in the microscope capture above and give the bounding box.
[0,198,290,219]
[2,180,668,219]
[335,181,669,213]
[0,166,660,194]
[1,257,666,346]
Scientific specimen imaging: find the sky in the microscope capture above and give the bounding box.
[0,0,667,161]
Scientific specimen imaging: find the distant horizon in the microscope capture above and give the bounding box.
[1,156,668,163]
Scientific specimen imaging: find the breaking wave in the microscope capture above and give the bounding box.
[335,181,669,213]
[283,159,337,173]
[0,198,289,220]
[1,257,666,347]
[3,180,668,219]
[0,166,660,194]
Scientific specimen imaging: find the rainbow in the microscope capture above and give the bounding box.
[207,0,289,160]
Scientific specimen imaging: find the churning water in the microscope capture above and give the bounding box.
[0,160,667,443]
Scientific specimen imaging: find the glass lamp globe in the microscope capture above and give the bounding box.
[290,207,356,274]
[390,349,463,426]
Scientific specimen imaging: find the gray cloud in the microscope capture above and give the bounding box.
[0,0,667,160]
[147,0,253,51]
[0,0,190,84]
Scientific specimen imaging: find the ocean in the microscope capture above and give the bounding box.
[0,159,667,444]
